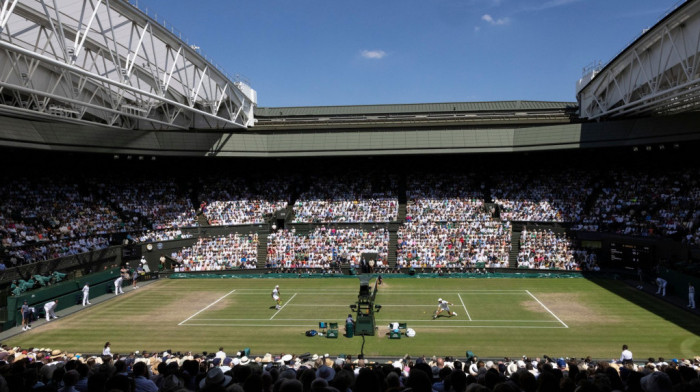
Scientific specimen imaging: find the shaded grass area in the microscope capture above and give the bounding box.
[6,277,700,359]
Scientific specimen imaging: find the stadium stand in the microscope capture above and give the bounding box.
[1,159,699,275]
[292,173,399,223]
[397,221,511,269]
[173,233,259,271]
[517,228,579,270]
[199,176,291,226]
[266,227,389,271]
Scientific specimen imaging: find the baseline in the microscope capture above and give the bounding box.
[185,318,564,324]
[181,322,567,329]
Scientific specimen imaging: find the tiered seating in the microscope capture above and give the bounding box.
[173,233,259,271]
[292,173,398,223]
[399,174,510,269]
[517,229,578,270]
[266,227,389,269]
[406,174,490,223]
[397,221,511,268]
[490,170,593,222]
[576,168,700,238]
[92,178,198,229]
[200,177,290,226]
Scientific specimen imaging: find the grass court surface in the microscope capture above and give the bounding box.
[7,277,700,359]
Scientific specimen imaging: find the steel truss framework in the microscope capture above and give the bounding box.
[578,0,700,120]
[0,0,256,130]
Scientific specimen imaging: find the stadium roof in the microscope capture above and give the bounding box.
[255,100,576,118]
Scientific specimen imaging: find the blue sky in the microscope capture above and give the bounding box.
[134,0,680,107]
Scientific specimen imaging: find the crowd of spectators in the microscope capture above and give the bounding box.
[0,179,131,245]
[575,169,700,240]
[3,166,700,272]
[406,174,490,223]
[397,221,511,269]
[200,178,290,226]
[0,176,199,267]
[292,174,398,223]
[266,227,389,270]
[490,170,593,222]
[4,236,111,265]
[130,230,194,244]
[517,229,578,270]
[0,344,698,392]
[173,234,259,271]
[93,179,198,230]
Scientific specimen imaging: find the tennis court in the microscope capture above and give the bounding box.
[6,277,700,358]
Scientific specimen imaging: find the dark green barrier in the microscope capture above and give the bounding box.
[5,268,121,329]
[660,269,700,299]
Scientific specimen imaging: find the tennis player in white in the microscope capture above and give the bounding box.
[432,298,457,319]
[272,285,281,309]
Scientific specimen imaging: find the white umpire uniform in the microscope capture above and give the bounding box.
[689,283,696,309]
[82,284,91,306]
[656,277,667,296]
[44,300,57,321]
[114,276,124,295]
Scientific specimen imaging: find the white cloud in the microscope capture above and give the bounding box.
[474,26,481,32]
[361,50,387,59]
[481,14,510,25]
[525,0,582,11]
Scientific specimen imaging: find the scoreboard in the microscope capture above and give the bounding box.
[609,242,654,268]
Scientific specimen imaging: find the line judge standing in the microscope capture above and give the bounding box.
[82,283,91,306]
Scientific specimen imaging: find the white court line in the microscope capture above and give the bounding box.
[287,304,441,307]
[270,293,297,320]
[188,317,562,323]
[181,323,568,329]
[200,289,528,293]
[469,319,562,323]
[526,290,568,328]
[179,289,236,326]
[457,293,472,321]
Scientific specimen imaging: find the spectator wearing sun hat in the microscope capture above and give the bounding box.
[316,365,336,382]
[199,367,232,391]
[640,370,672,392]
